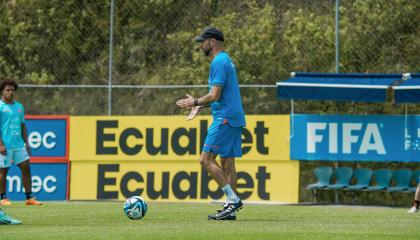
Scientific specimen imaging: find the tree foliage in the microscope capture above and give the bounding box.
[1,0,418,204]
[0,0,417,115]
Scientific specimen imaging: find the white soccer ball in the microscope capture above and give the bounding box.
[123,196,148,220]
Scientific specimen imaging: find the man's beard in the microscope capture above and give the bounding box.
[203,47,211,56]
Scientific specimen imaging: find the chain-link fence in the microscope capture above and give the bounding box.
[0,0,418,115]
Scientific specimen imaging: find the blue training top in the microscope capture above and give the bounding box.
[0,100,25,149]
[208,51,246,127]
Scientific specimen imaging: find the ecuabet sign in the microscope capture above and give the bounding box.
[68,115,299,203]
[70,116,290,161]
[291,114,420,162]
[70,161,299,203]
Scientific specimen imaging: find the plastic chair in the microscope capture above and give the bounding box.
[366,169,393,191]
[326,167,353,189]
[388,169,412,192]
[347,168,373,190]
[306,166,333,189]
[408,170,420,192]
[306,166,333,203]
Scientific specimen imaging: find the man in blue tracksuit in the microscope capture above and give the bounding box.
[176,27,245,220]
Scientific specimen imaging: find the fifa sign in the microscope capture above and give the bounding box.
[291,114,420,162]
[307,122,386,155]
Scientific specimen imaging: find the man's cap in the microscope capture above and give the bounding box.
[195,27,224,42]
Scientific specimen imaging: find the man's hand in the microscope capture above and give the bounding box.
[187,106,201,120]
[0,145,6,155]
[176,94,195,109]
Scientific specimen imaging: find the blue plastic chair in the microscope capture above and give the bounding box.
[306,166,333,189]
[408,170,420,192]
[388,169,412,192]
[366,169,393,191]
[326,167,353,189]
[347,168,373,190]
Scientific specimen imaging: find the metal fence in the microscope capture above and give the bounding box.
[0,0,418,115]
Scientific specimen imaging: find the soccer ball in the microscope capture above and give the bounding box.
[123,196,148,220]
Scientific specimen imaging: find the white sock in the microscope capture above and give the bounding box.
[222,184,239,203]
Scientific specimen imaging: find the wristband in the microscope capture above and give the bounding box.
[193,99,199,106]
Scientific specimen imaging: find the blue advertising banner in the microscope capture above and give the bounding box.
[25,116,69,162]
[5,163,68,200]
[291,114,420,162]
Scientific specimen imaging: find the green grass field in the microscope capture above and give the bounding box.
[1,201,419,240]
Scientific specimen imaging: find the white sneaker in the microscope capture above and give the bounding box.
[408,207,418,214]
[0,209,22,225]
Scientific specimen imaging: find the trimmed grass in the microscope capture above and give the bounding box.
[1,202,419,240]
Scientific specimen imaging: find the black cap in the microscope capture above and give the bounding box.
[195,27,224,42]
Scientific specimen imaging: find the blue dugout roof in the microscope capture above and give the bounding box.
[277,72,403,102]
[393,74,420,103]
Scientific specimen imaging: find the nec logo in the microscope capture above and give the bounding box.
[307,122,386,155]
[25,118,68,158]
[28,131,56,149]
[7,175,57,193]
